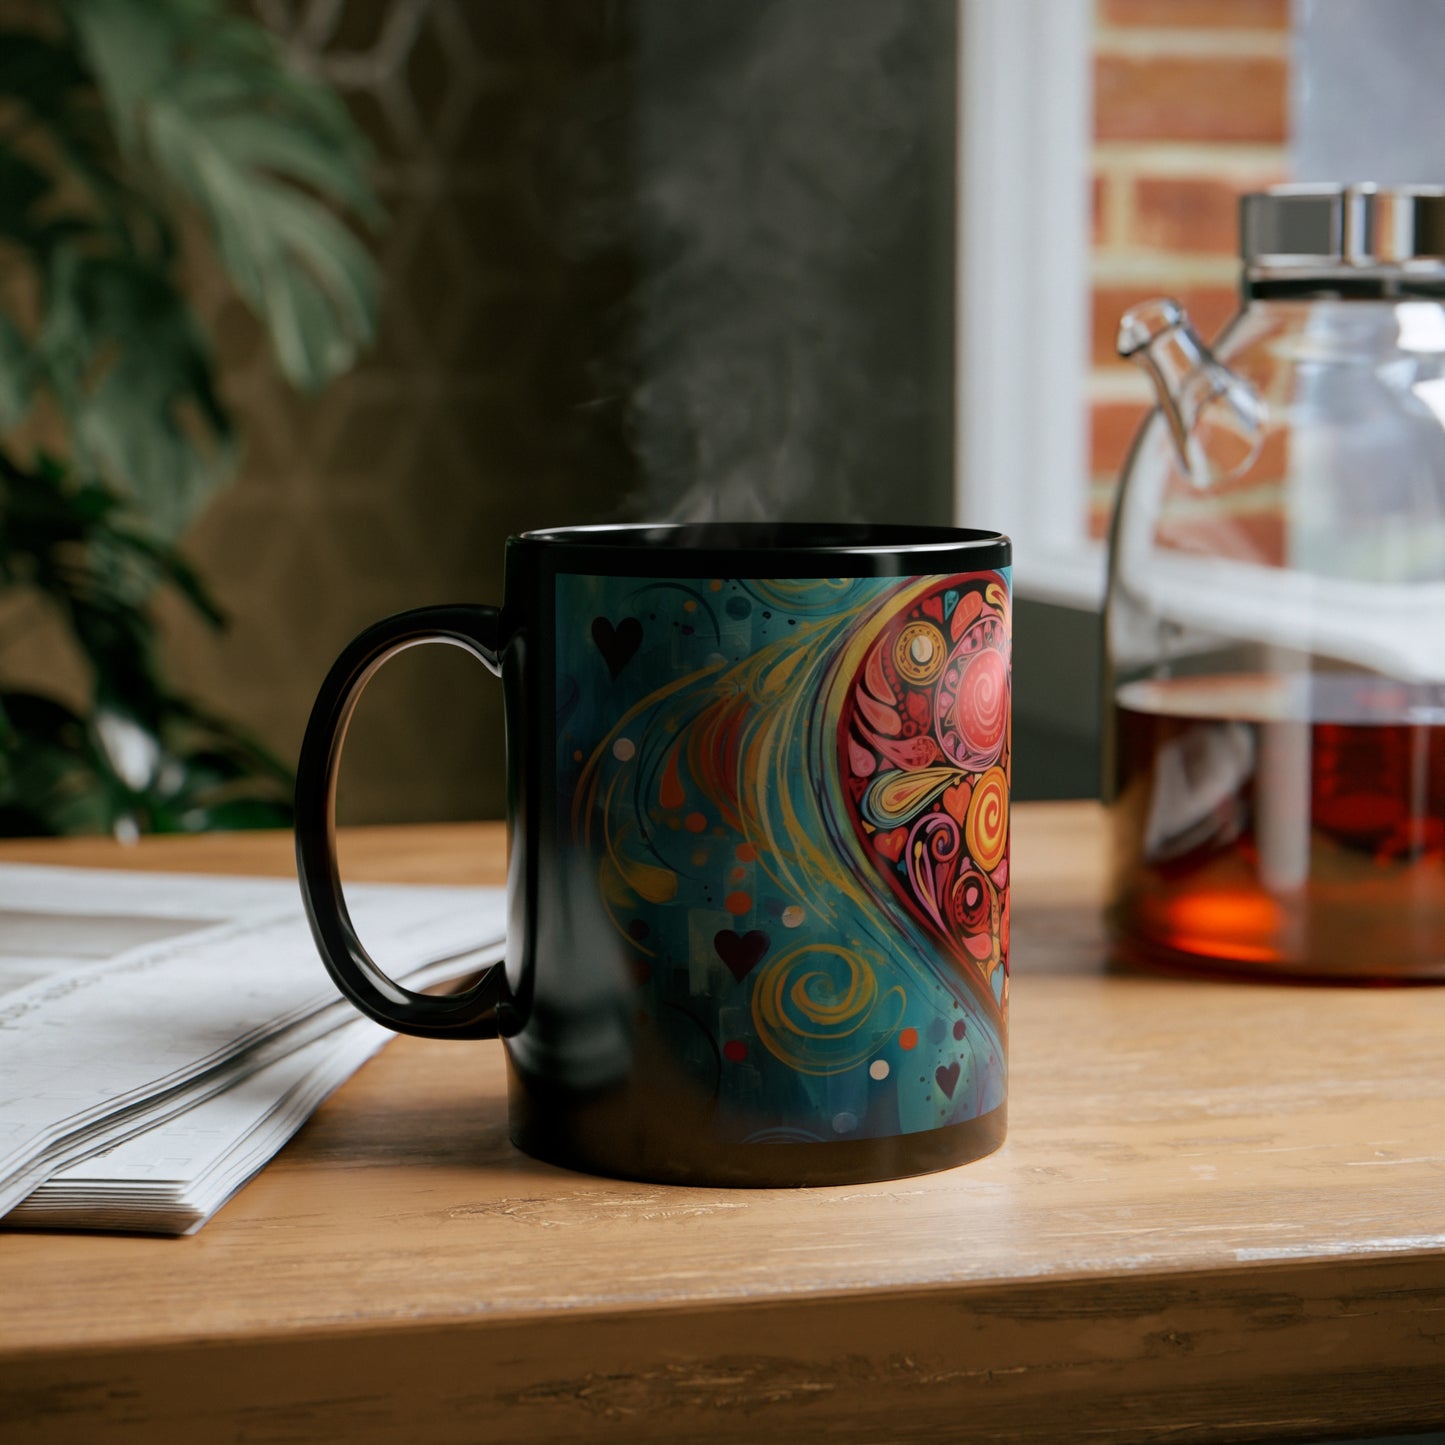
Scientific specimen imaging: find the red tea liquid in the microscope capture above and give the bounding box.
[1110,674,1445,980]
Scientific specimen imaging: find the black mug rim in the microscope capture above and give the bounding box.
[510,523,1011,578]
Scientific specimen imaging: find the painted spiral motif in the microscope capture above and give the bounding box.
[838,575,1011,1002]
[937,613,1009,770]
[965,766,1008,873]
[751,943,906,1075]
[950,865,993,934]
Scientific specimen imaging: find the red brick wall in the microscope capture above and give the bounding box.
[1087,0,1290,538]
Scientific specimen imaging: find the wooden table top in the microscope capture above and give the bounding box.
[2,802,1443,1444]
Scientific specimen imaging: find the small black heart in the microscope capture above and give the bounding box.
[591,616,643,678]
[714,929,769,983]
[935,1061,960,1099]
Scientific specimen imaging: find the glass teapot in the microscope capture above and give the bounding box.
[1105,184,1445,980]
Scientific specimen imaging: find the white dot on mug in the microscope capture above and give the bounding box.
[781,905,805,928]
[612,737,636,761]
[869,1059,890,1081]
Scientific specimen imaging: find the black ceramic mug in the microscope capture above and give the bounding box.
[296,523,1012,1186]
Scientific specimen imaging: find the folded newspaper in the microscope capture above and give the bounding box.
[0,863,505,1235]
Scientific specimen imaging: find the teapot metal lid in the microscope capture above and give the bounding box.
[1242,185,1445,287]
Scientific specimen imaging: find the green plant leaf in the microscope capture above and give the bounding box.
[55,2,176,153]
[0,150,52,244]
[106,524,225,627]
[66,0,382,392]
[0,677,296,838]
[0,2,356,838]
[0,31,92,134]
[0,28,149,249]
[0,315,31,429]
[0,451,222,730]
[0,689,117,836]
[37,247,235,535]
[163,695,295,786]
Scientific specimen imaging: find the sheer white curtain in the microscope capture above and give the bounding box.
[954,0,1098,607]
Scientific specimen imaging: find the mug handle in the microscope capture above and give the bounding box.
[295,604,509,1040]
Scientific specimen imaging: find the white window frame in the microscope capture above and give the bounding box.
[955,0,1104,610]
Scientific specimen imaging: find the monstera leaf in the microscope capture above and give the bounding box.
[38,248,236,538]
[67,0,382,394]
[0,0,380,533]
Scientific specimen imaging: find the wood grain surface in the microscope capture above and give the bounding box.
[2,803,1443,1443]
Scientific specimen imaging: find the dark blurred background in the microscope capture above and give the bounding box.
[150,0,960,826]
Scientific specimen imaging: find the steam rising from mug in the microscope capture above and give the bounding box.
[559,1,945,523]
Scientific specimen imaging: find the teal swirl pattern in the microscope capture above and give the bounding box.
[557,571,1009,1145]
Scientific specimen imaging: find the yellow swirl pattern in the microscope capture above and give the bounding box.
[965,765,1008,872]
[752,943,906,1075]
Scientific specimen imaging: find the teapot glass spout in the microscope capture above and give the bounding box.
[1117,297,1266,487]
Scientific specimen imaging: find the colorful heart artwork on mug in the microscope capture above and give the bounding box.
[556,570,1010,1147]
